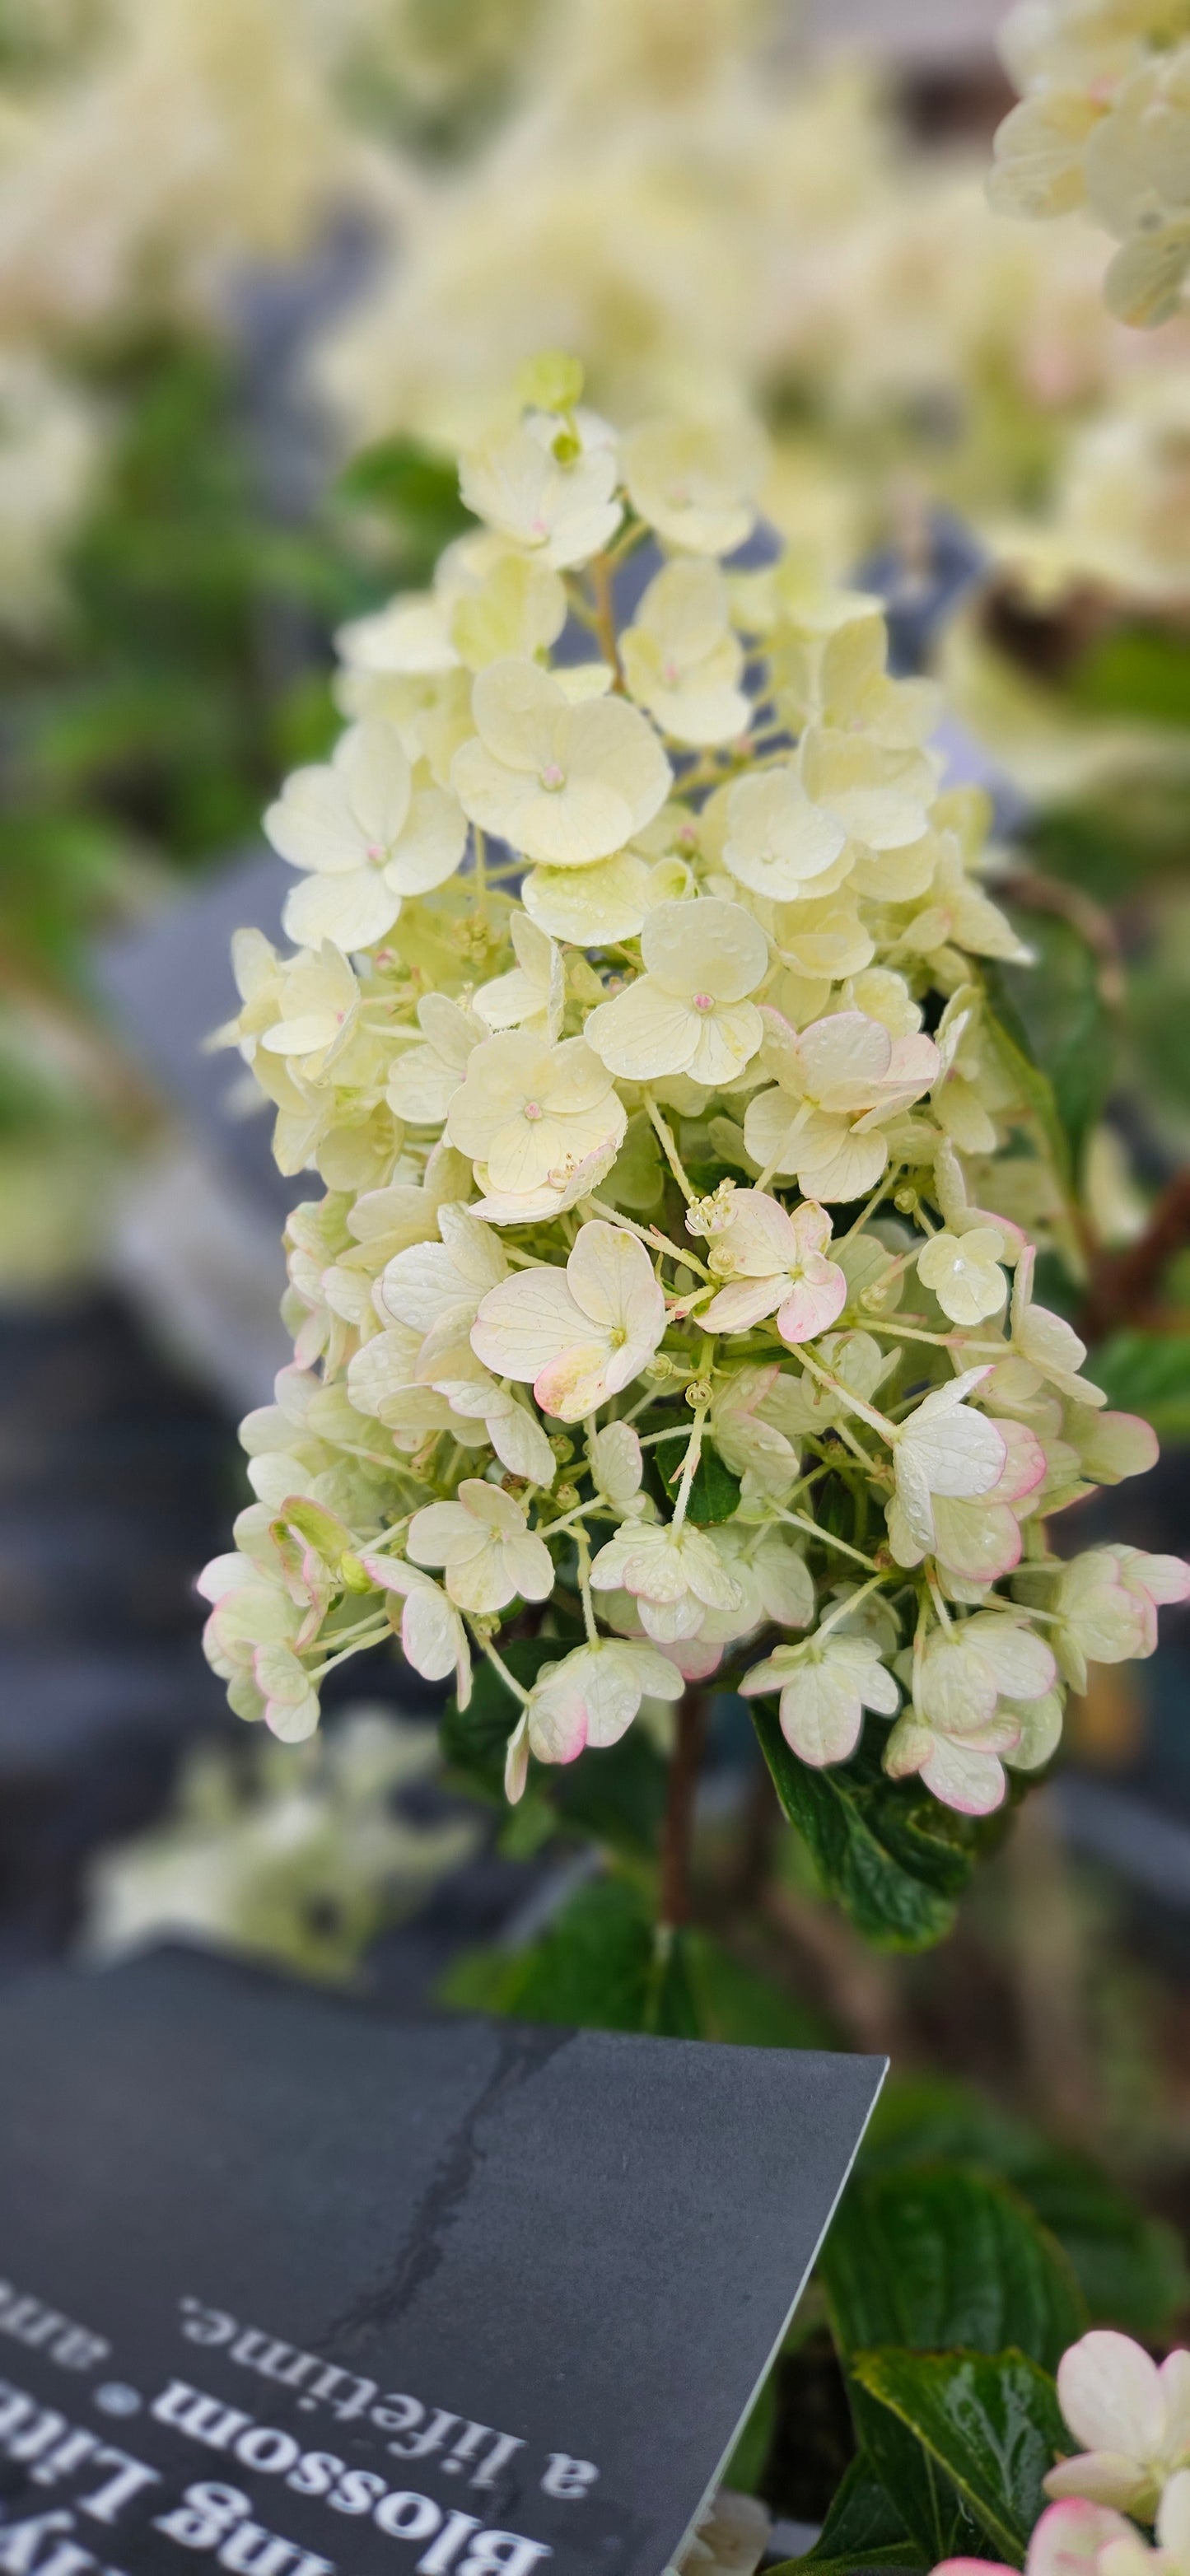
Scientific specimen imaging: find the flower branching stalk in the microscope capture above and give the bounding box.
[197,353,1188,1883]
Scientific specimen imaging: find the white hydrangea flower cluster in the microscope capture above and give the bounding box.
[990,0,1190,326]
[934,2328,1190,2576]
[199,361,1189,1826]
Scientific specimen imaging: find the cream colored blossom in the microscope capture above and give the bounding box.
[386,996,484,1127]
[256,942,361,1077]
[358,1557,472,1708]
[710,1364,802,1498]
[590,1519,745,1645]
[407,1479,553,1616]
[698,1191,848,1345]
[474,911,564,1041]
[446,1030,625,1194]
[889,1368,1008,1562]
[741,1631,898,1766]
[917,1225,1009,1327]
[1011,1247,1107,1407]
[504,1637,684,1800]
[452,658,671,867]
[621,415,768,556]
[1054,1547,1190,1690]
[380,1202,508,1377]
[266,720,466,950]
[744,1010,940,1202]
[459,407,622,569]
[885,1610,1057,1816]
[472,1219,665,1419]
[621,558,750,745]
[522,848,660,945]
[585,897,768,1085]
[722,766,848,905]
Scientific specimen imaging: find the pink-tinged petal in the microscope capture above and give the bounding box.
[470,1266,585,1380]
[534,1341,613,1421]
[704,1276,787,1332]
[919,1736,1007,1815]
[933,2561,1016,2576]
[1057,2334,1165,2464]
[1132,1553,1190,1608]
[776,1260,847,1346]
[931,1497,1024,1584]
[656,1636,726,1681]
[1028,2501,1139,2576]
[992,1418,1048,1504]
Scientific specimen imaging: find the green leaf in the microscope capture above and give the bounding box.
[851,2348,1066,2565]
[861,2075,1188,2337]
[1066,624,1190,730]
[821,2167,1085,2373]
[751,1709,1001,1952]
[438,1874,830,2046]
[1093,1330,1190,1440]
[985,913,1112,1183]
[775,2454,919,2576]
[336,434,473,580]
[665,1440,742,1524]
[438,1875,701,2035]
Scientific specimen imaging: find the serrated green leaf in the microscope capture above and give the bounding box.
[1093,1330,1190,1440]
[861,2076,1188,2338]
[822,2168,1085,2373]
[775,2453,920,2576]
[851,2349,1066,2565]
[751,1709,1000,1952]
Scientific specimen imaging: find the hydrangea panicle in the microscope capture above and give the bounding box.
[199,362,1187,1841]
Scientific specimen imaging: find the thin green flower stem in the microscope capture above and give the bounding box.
[860,1318,1008,1356]
[637,1425,692,1449]
[671,1402,710,1529]
[575,1528,599,1646]
[814,1570,889,1643]
[589,553,623,684]
[772,1505,881,1570]
[357,1513,416,1554]
[642,1094,698,1205]
[604,517,648,569]
[798,1346,898,1443]
[536,1497,593,1541]
[927,1572,953,1633]
[307,1617,391,1681]
[838,1165,903,1248]
[583,1196,712,1280]
[834,1418,880,1472]
[472,1630,532,1707]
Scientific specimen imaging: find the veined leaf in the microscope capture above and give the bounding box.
[750,1710,1002,1953]
[821,2166,1085,2374]
[851,2348,1066,2566]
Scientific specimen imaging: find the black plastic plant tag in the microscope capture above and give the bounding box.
[0,1948,884,2576]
